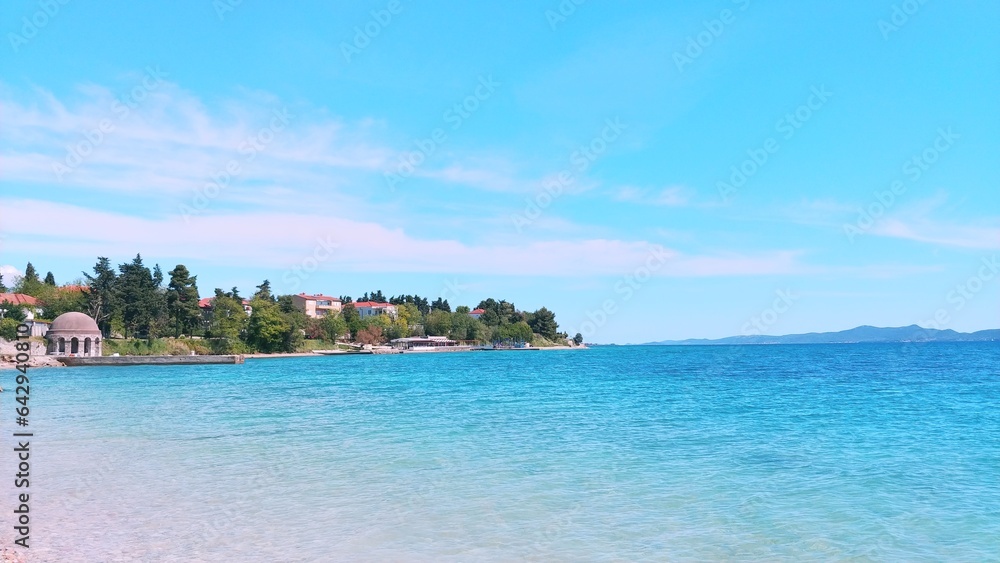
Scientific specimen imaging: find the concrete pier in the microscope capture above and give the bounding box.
[57,355,245,367]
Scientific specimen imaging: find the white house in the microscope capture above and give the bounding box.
[352,301,398,319]
[0,293,43,321]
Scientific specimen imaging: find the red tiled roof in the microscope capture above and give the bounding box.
[352,301,394,308]
[60,285,88,292]
[470,308,485,314]
[0,293,40,306]
[297,293,341,302]
[198,297,251,309]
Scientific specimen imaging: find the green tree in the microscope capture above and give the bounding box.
[41,288,87,320]
[480,309,501,327]
[254,280,274,302]
[527,307,559,340]
[449,311,474,340]
[424,309,453,336]
[430,297,451,312]
[455,305,470,314]
[15,262,44,296]
[384,316,409,341]
[44,271,56,286]
[245,300,291,353]
[166,265,201,337]
[320,313,348,342]
[573,333,584,345]
[341,303,361,340]
[0,299,27,322]
[0,273,7,292]
[118,254,166,339]
[450,312,491,342]
[276,294,297,314]
[397,303,422,327]
[208,289,248,341]
[83,257,119,337]
[498,321,533,343]
[0,318,19,340]
[281,307,307,352]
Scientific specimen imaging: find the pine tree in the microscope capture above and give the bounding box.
[83,257,119,337]
[44,272,56,286]
[118,254,165,339]
[15,262,44,296]
[166,265,201,337]
[527,307,559,340]
[254,280,273,301]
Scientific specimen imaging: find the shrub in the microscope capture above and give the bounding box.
[0,318,20,341]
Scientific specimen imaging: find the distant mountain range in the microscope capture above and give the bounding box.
[643,325,1000,345]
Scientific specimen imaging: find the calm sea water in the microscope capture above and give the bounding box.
[3,344,999,561]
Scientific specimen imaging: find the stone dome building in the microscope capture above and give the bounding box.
[46,312,102,357]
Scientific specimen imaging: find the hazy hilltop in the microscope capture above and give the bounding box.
[644,326,1000,345]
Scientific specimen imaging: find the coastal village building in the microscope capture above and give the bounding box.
[390,336,459,350]
[353,301,398,319]
[0,293,43,320]
[469,308,485,319]
[45,312,102,357]
[292,293,342,318]
[198,297,253,316]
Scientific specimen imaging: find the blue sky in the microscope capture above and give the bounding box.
[1,1,997,343]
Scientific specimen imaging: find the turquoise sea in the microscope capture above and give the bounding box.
[4,343,999,561]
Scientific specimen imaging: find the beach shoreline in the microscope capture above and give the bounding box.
[0,341,588,370]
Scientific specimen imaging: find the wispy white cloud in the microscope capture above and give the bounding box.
[872,218,1000,250]
[613,185,691,206]
[0,80,393,199]
[861,194,1000,250]
[0,198,808,279]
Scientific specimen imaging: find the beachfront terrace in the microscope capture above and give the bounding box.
[390,336,460,350]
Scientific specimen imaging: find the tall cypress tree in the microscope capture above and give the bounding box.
[83,257,119,337]
[118,254,165,339]
[15,263,44,296]
[166,264,201,337]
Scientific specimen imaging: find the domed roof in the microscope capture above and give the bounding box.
[49,312,101,333]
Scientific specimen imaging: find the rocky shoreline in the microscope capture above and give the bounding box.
[0,339,64,370]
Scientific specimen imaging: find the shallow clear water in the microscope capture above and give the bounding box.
[3,343,999,561]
